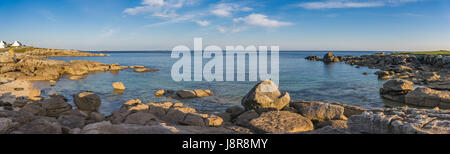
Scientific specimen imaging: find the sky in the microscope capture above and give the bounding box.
[0,0,449,51]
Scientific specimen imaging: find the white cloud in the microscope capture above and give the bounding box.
[297,0,420,9]
[124,0,196,18]
[196,20,210,26]
[211,3,252,17]
[217,26,227,33]
[234,14,292,28]
[216,26,247,33]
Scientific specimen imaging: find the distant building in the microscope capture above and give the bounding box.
[0,41,7,48]
[12,41,23,47]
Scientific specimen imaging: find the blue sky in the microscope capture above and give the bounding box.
[0,0,449,51]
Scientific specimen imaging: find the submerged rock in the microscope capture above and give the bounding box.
[241,80,290,111]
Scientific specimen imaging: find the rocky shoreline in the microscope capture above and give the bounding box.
[0,50,449,134]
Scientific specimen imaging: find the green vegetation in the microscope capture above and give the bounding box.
[394,50,450,55]
[0,46,46,53]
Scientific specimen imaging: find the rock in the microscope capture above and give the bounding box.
[134,68,159,72]
[422,72,440,83]
[20,102,46,116]
[233,110,259,127]
[41,95,72,117]
[73,91,101,112]
[348,107,450,134]
[12,117,62,134]
[124,112,160,126]
[394,65,413,73]
[58,112,87,129]
[316,120,348,129]
[241,80,290,111]
[193,89,212,97]
[293,101,346,122]
[0,55,15,63]
[405,87,450,109]
[120,99,142,110]
[330,102,367,118]
[249,111,314,134]
[0,118,14,134]
[163,106,197,124]
[112,82,126,90]
[226,105,245,118]
[80,121,190,134]
[87,112,105,124]
[305,56,320,61]
[323,52,340,63]
[176,90,197,99]
[69,76,85,80]
[154,90,165,96]
[380,79,414,103]
[300,126,354,134]
[363,72,369,75]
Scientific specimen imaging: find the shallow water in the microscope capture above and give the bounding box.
[40,51,390,115]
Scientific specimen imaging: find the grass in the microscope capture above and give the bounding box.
[394,50,450,55]
[0,46,46,53]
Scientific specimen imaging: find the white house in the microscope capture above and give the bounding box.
[12,41,22,47]
[0,41,7,48]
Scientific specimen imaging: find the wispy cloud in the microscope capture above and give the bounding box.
[297,0,420,9]
[211,3,252,17]
[195,20,210,26]
[233,14,292,28]
[123,0,198,18]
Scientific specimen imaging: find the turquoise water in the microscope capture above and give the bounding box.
[42,51,389,114]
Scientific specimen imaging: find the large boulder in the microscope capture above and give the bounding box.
[249,111,314,133]
[405,87,450,109]
[0,118,14,134]
[241,80,290,111]
[58,110,89,129]
[380,79,414,103]
[73,92,101,112]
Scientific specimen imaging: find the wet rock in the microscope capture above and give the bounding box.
[380,79,414,103]
[73,91,101,112]
[69,76,85,80]
[226,105,245,118]
[112,82,126,90]
[405,87,450,109]
[300,126,354,134]
[249,111,314,134]
[241,80,290,111]
[176,90,197,99]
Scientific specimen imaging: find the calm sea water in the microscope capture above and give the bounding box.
[40,51,391,114]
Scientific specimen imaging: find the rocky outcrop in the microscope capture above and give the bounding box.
[73,92,102,112]
[348,107,450,134]
[134,68,160,72]
[380,79,415,103]
[291,101,347,122]
[241,80,290,111]
[405,87,450,109]
[323,52,341,63]
[305,56,320,61]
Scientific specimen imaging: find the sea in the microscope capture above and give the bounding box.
[36,51,397,115]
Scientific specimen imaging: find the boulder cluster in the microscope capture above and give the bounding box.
[154,89,214,99]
